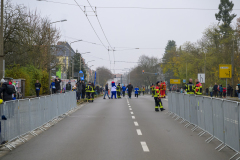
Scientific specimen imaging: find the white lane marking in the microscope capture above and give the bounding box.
[136,129,142,135]
[131,112,134,114]
[141,142,150,152]
[132,116,135,119]
[129,106,131,108]
[163,99,168,101]
[128,104,130,106]
[129,108,132,110]
[134,121,139,126]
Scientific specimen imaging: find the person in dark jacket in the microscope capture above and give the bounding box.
[35,80,41,97]
[55,77,62,93]
[0,81,14,101]
[103,83,110,99]
[213,83,218,97]
[76,80,82,100]
[66,81,72,92]
[127,83,133,99]
[81,81,86,99]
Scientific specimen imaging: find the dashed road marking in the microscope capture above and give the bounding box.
[136,129,142,135]
[132,116,135,119]
[129,106,131,108]
[129,108,132,110]
[141,142,149,152]
[131,112,134,114]
[134,121,139,126]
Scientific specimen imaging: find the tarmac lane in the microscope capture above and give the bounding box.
[0,95,236,160]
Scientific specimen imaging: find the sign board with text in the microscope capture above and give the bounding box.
[198,73,205,83]
[170,79,181,84]
[219,64,232,78]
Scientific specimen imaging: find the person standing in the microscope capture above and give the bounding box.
[66,81,72,92]
[117,83,121,99]
[206,87,209,96]
[153,81,164,112]
[85,82,92,102]
[219,85,223,98]
[81,81,86,99]
[223,86,226,98]
[0,79,15,101]
[103,83,110,99]
[50,80,56,94]
[184,78,195,94]
[35,80,41,97]
[122,85,126,97]
[126,83,133,99]
[77,80,82,101]
[150,84,154,97]
[142,87,145,96]
[213,83,218,97]
[55,77,62,93]
[91,83,95,101]
[135,86,139,98]
[209,85,213,97]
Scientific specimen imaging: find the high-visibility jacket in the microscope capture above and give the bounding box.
[91,86,95,93]
[185,82,195,94]
[160,83,164,90]
[85,84,92,92]
[143,88,145,91]
[153,86,160,97]
[117,85,121,92]
[195,82,202,95]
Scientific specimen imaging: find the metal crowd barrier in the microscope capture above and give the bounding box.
[0,91,77,150]
[168,92,240,160]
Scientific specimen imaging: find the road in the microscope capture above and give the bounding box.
[0,95,236,160]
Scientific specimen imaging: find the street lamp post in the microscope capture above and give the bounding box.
[69,40,82,80]
[48,19,67,94]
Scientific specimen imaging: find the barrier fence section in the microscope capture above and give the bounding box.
[168,92,240,159]
[0,91,76,149]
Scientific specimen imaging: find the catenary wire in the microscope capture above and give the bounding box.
[73,0,108,50]
[38,1,240,10]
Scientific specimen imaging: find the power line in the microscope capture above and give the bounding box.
[73,0,108,50]
[38,1,240,10]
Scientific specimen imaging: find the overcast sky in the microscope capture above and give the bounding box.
[11,0,240,74]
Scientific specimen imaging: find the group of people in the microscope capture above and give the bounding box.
[184,78,203,95]
[103,82,146,99]
[0,78,17,102]
[150,81,167,98]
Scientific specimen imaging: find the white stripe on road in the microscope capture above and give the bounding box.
[132,116,135,119]
[136,129,142,135]
[129,108,132,110]
[140,142,150,152]
[128,104,130,106]
[131,112,134,114]
[129,106,131,108]
[163,99,168,101]
[134,121,139,126]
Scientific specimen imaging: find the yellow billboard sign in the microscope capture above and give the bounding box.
[219,64,232,78]
[170,79,181,84]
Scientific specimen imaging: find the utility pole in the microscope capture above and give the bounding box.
[231,37,234,87]
[0,0,4,79]
[79,53,81,81]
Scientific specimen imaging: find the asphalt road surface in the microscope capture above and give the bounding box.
[0,94,236,160]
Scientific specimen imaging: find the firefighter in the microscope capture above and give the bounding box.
[160,81,164,98]
[195,79,202,95]
[85,82,93,102]
[117,83,121,98]
[142,87,145,96]
[91,83,95,102]
[163,81,166,98]
[153,81,165,112]
[184,78,195,94]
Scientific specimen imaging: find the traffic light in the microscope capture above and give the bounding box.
[142,70,144,74]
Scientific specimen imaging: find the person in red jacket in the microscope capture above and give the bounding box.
[223,87,226,98]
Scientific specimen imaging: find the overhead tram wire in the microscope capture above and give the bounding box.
[63,35,165,50]
[37,1,240,10]
[86,0,113,70]
[73,0,108,50]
